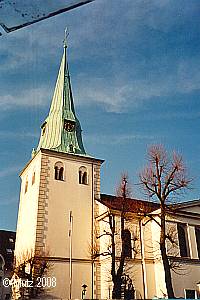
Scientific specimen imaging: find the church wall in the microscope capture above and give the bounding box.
[144,261,157,298]
[36,150,102,299]
[45,153,95,259]
[15,152,42,262]
[153,260,167,298]
[46,260,93,299]
[172,263,200,298]
[146,212,200,298]
[125,260,144,299]
[166,213,200,297]
[166,216,200,260]
[99,257,146,298]
[146,219,167,297]
[15,149,102,299]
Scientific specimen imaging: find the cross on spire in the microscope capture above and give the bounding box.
[64,27,69,48]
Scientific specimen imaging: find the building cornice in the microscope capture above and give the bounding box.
[20,148,104,177]
[168,256,200,265]
[40,148,104,164]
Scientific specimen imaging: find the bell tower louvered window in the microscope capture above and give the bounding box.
[79,166,88,185]
[54,162,64,181]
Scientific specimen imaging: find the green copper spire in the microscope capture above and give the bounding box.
[36,31,86,155]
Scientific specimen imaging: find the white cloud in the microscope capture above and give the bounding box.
[85,133,154,145]
[0,0,200,114]
[1,55,199,114]
[0,86,51,110]
[0,0,192,70]
[74,57,200,113]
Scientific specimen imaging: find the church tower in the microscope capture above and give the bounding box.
[15,33,103,299]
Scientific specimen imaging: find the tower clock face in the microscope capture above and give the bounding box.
[64,120,75,132]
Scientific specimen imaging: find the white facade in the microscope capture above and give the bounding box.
[95,199,200,299]
[15,139,200,299]
[15,149,103,299]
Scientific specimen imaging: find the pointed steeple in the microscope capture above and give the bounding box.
[37,31,86,155]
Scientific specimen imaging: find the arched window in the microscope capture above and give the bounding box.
[82,172,87,185]
[54,162,64,181]
[32,171,35,185]
[41,121,47,136]
[79,167,88,185]
[79,170,82,184]
[55,166,59,180]
[25,178,28,193]
[123,229,132,258]
[59,167,64,181]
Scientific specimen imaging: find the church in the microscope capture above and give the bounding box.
[14,35,200,299]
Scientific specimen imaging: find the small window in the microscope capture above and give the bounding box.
[42,126,46,136]
[69,144,74,153]
[177,223,189,257]
[185,289,196,299]
[25,179,28,193]
[32,172,35,185]
[41,121,47,136]
[54,162,64,181]
[79,167,88,185]
[123,229,132,258]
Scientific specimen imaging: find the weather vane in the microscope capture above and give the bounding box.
[64,27,69,48]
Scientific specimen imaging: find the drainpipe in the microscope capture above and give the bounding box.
[139,219,147,299]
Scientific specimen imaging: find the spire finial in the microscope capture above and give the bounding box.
[64,27,69,48]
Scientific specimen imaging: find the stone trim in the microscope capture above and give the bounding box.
[35,154,50,254]
[94,260,101,298]
[94,200,101,298]
[93,163,101,298]
[94,164,101,200]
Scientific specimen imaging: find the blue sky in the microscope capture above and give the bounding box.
[1,0,200,230]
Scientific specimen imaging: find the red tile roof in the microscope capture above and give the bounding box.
[99,194,160,214]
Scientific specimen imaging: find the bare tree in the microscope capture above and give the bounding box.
[13,249,51,299]
[139,145,191,298]
[94,174,137,299]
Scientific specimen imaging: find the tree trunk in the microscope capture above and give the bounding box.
[112,278,122,299]
[160,242,175,298]
[160,207,175,298]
